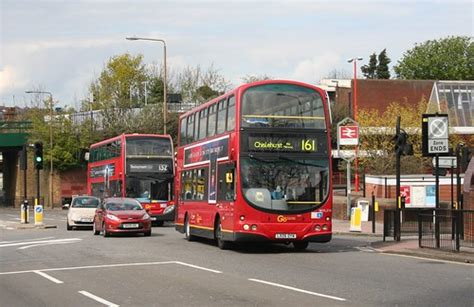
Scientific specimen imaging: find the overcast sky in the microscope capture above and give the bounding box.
[1,0,472,108]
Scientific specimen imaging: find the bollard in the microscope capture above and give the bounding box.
[20,199,30,224]
[34,198,44,226]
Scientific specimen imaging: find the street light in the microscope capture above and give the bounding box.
[347,57,363,193]
[25,90,54,207]
[126,36,168,134]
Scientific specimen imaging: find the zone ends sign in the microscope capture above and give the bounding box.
[422,114,450,156]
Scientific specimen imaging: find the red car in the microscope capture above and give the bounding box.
[93,198,152,237]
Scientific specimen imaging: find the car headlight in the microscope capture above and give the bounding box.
[142,213,150,220]
[106,214,120,221]
[163,205,175,215]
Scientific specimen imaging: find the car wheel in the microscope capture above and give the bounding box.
[93,220,100,235]
[184,215,195,241]
[144,230,151,237]
[215,218,231,250]
[66,221,72,231]
[102,222,109,237]
[293,241,309,251]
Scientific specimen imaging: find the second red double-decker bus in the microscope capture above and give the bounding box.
[87,134,175,225]
[175,80,332,249]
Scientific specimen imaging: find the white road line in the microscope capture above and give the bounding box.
[34,271,63,284]
[18,241,78,250]
[0,238,81,248]
[380,252,474,266]
[0,261,176,275]
[0,236,55,244]
[174,261,222,274]
[78,291,119,307]
[249,278,347,302]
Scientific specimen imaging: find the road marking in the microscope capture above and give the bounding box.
[18,241,78,250]
[0,236,55,244]
[174,261,222,274]
[0,261,221,275]
[249,278,347,302]
[34,271,63,284]
[380,252,474,266]
[78,291,119,307]
[0,238,81,248]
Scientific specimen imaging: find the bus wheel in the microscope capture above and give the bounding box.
[215,218,231,250]
[102,223,110,237]
[184,215,194,241]
[293,241,309,251]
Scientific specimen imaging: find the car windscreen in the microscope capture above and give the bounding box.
[105,202,143,211]
[71,197,99,208]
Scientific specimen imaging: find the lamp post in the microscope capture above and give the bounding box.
[347,57,363,193]
[25,90,54,207]
[126,36,167,134]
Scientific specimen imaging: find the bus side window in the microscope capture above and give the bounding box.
[217,163,235,201]
[180,116,187,145]
[226,95,235,131]
[216,99,226,134]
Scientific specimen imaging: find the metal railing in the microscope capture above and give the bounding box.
[418,209,474,252]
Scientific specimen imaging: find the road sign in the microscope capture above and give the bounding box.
[339,126,359,145]
[422,114,449,156]
[428,117,448,139]
[428,139,449,154]
[432,156,457,168]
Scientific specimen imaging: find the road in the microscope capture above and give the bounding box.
[1,210,473,306]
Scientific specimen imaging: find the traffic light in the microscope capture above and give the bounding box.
[34,142,43,170]
[394,130,414,156]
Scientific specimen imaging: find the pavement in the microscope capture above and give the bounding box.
[333,219,474,264]
[1,207,473,264]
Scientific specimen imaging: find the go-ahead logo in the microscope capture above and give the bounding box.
[277,215,288,222]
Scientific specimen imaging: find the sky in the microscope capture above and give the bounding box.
[0,0,473,109]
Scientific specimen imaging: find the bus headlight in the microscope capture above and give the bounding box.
[243,224,250,230]
[315,225,321,231]
[163,205,175,215]
[322,224,328,231]
[326,216,330,221]
[251,224,257,231]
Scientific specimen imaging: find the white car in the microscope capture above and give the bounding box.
[67,196,100,230]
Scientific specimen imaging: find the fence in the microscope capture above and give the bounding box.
[383,208,426,241]
[418,209,474,252]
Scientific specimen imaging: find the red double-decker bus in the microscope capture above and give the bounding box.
[174,80,332,249]
[87,134,175,225]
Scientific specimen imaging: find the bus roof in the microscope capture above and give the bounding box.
[179,79,326,120]
[90,133,172,148]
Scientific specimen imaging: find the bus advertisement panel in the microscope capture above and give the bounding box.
[175,80,332,249]
[87,134,175,225]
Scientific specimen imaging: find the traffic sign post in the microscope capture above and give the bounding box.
[337,117,360,219]
[422,114,450,247]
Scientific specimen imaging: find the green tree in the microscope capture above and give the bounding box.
[361,53,377,79]
[394,36,474,80]
[376,49,391,79]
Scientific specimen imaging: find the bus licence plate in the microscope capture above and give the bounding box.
[122,223,139,229]
[275,233,296,239]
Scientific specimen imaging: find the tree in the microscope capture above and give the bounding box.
[356,99,469,175]
[361,53,377,79]
[376,49,391,79]
[241,74,273,83]
[323,69,351,79]
[394,36,474,80]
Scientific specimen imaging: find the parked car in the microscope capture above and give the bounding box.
[93,198,152,237]
[67,196,100,230]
